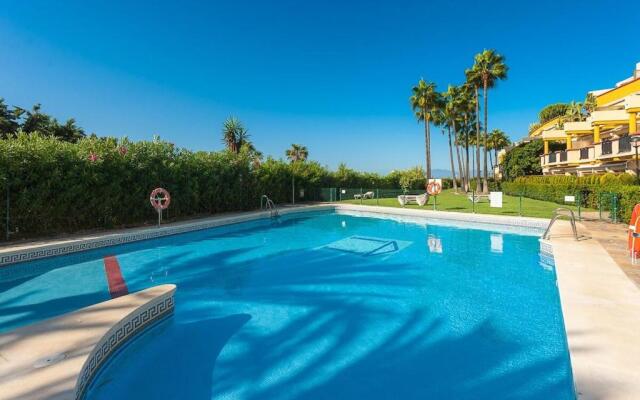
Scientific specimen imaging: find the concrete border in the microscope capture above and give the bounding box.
[0,205,334,266]
[545,222,640,400]
[0,284,176,400]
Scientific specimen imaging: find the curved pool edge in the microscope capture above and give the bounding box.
[0,284,176,400]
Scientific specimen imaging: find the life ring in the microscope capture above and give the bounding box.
[149,188,171,210]
[628,203,640,254]
[426,182,442,196]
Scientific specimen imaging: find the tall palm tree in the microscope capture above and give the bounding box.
[410,79,441,181]
[458,84,476,192]
[469,49,508,193]
[286,144,308,204]
[442,85,466,192]
[433,101,458,192]
[464,67,483,192]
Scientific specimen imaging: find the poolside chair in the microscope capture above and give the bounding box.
[467,193,489,203]
[397,193,429,207]
[354,191,375,200]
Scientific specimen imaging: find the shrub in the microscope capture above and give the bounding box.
[0,134,459,240]
[501,174,640,222]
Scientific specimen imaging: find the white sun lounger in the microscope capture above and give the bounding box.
[397,193,428,207]
[354,191,375,200]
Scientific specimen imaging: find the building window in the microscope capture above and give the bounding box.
[580,147,590,160]
[618,135,631,153]
[602,140,612,155]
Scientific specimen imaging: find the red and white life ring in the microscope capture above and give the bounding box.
[149,188,171,210]
[426,181,442,196]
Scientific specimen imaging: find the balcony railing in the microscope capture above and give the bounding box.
[541,135,640,168]
[619,135,631,153]
[580,147,590,159]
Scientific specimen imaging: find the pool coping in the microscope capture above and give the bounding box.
[0,284,176,400]
[544,222,640,400]
[0,205,335,266]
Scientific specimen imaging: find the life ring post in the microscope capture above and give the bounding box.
[149,188,171,227]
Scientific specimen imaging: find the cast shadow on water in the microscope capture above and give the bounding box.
[89,245,576,400]
[88,314,252,400]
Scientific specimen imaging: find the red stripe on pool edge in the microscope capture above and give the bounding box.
[103,255,129,298]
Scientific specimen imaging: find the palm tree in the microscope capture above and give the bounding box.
[490,129,510,168]
[468,49,508,194]
[441,85,466,192]
[433,101,458,192]
[286,144,308,204]
[465,67,483,192]
[583,93,597,114]
[410,79,441,181]
[221,116,249,153]
[565,101,585,122]
[458,84,476,192]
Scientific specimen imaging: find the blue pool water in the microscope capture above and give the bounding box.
[0,211,575,399]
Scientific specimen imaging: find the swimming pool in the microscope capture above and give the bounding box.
[0,210,575,399]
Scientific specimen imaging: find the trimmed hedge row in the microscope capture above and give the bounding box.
[502,175,640,222]
[0,134,459,240]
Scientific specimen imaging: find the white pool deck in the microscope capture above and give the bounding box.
[0,204,639,399]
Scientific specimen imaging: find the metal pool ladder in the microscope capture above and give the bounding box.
[260,195,279,218]
[542,208,578,240]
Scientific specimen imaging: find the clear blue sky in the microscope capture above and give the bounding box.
[1,1,638,173]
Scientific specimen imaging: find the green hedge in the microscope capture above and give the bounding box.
[0,134,333,239]
[0,134,460,240]
[502,174,640,222]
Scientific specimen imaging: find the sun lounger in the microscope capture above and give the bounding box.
[397,193,428,207]
[354,191,375,200]
[467,193,489,203]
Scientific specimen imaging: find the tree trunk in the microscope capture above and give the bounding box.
[482,79,489,194]
[489,150,494,177]
[447,126,458,192]
[474,86,482,193]
[456,141,464,192]
[424,113,432,181]
[464,114,470,192]
[292,175,295,204]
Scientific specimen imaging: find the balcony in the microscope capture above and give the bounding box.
[564,121,592,134]
[595,136,635,159]
[625,94,640,111]
[590,109,629,125]
[540,135,640,169]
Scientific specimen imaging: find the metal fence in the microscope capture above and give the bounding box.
[317,187,621,223]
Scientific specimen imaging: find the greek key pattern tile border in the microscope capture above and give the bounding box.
[0,215,265,267]
[75,292,175,400]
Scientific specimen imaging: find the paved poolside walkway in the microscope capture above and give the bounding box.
[0,285,175,400]
[548,221,640,400]
[580,220,640,288]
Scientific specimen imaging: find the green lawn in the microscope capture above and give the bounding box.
[342,189,593,219]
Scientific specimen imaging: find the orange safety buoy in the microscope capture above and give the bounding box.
[149,188,171,210]
[426,181,442,196]
[628,203,640,254]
